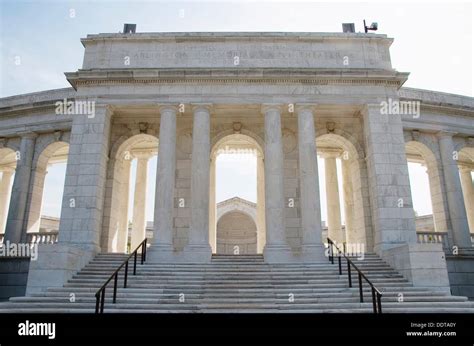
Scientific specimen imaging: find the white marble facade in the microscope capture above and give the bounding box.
[0,32,472,294]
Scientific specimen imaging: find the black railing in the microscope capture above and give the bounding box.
[95,238,147,313]
[327,238,382,314]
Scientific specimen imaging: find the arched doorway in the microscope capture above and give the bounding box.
[210,132,265,254]
[405,140,449,236]
[316,133,370,249]
[0,148,17,236]
[25,141,69,242]
[458,146,474,234]
[216,210,258,255]
[104,133,158,253]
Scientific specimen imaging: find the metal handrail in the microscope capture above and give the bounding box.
[327,237,383,313]
[95,238,147,313]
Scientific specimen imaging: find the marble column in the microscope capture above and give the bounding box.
[209,157,217,253]
[437,131,472,249]
[459,166,474,235]
[0,167,14,234]
[117,159,131,253]
[322,150,345,244]
[148,105,178,262]
[130,152,149,250]
[5,132,37,244]
[25,167,48,234]
[296,104,325,261]
[262,104,292,262]
[183,104,212,262]
[256,152,266,254]
[342,159,355,244]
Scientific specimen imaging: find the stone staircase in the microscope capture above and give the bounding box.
[1,253,473,313]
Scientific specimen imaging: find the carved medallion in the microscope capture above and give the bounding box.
[177,132,193,154]
[282,129,296,154]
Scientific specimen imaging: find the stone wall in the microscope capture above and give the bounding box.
[0,257,30,301]
[216,211,257,255]
[446,255,474,300]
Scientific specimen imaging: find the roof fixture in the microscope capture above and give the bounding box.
[123,23,137,34]
[363,20,378,33]
[342,23,355,33]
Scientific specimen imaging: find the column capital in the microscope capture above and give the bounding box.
[158,104,179,114]
[131,150,153,160]
[436,130,457,139]
[122,157,132,168]
[319,148,343,159]
[18,131,38,140]
[459,164,474,173]
[261,103,284,114]
[295,103,318,114]
[191,103,213,113]
[0,165,15,173]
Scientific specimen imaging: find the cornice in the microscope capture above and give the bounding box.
[66,68,408,90]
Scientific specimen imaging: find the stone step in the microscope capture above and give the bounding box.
[34,289,451,299]
[2,301,472,311]
[49,286,437,294]
[2,251,472,314]
[2,307,473,314]
[68,275,407,282]
[9,295,467,304]
[85,267,393,273]
[82,263,393,269]
[67,275,408,282]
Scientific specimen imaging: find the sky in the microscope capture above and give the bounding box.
[1,0,472,226]
[0,0,472,97]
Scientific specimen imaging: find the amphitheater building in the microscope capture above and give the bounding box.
[0,31,473,312]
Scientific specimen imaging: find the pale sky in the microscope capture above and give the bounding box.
[1,0,472,97]
[1,0,472,224]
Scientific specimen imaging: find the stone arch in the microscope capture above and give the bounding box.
[458,145,474,233]
[216,210,258,255]
[0,138,21,153]
[316,132,372,250]
[315,128,365,160]
[458,145,474,162]
[102,133,159,252]
[0,147,18,167]
[405,140,450,234]
[211,129,264,157]
[31,132,70,171]
[0,147,18,234]
[25,140,69,235]
[210,130,265,254]
[216,197,258,225]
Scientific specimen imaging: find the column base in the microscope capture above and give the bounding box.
[300,244,327,262]
[146,244,176,263]
[263,244,294,263]
[26,244,97,295]
[181,243,212,263]
[380,243,451,293]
